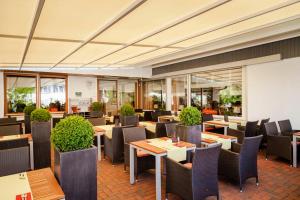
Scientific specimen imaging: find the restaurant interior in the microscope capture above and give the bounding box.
[0,0,300,199]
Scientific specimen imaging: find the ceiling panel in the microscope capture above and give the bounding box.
[0,38,26,64]
[0,0,37,36]
[63,43,123,63]
[94,46,155,64]
[34,0,134,40]
[92,0,214,43]
[138,0,288,46]
[24,40,78,64]
[176,2,300,47]
[120,48,177,64]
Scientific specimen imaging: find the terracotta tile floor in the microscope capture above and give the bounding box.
[97,152,300,200]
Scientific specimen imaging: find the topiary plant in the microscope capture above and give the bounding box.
[51,116,94,152]
[24,105,36,116]
[31,108,51,122]
[179,106,202,126]
[120,103,135,116]
[91,101,103,112]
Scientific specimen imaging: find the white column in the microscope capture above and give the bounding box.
[166,77,172,111]
[187,74,191,107]
[242,66,247,120]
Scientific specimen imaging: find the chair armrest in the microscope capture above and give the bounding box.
[227,128,245,144]
[267,135,291,147]
[231,142,242,153]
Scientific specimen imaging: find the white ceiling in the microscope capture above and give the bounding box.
[0,0,300,71]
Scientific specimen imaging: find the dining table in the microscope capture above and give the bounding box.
[203,120,239,135]
[0,168,64,200]
[0,133,34,170]
[93,124,115,161]
[201,131,238,149]
[129,137,195,200]
[293,132,300,168]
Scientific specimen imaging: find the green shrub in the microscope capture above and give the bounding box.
[120,103,135,116]
[30,108,51,122]
[91,102,103,112]
[23,105,36,116]
[51,116,94,152]
[179,106,202,126]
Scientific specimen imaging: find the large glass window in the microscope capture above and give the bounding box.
[118,80,136,108]
[171,76,187,112]
[40,77,66,111]
[6,76,37,113]
[191,67,242,116]
[143,80,166,110]
[98,80,118,115]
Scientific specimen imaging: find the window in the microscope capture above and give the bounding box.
[191,67,242,116]
[143,80,166,110]
[40,77,67,111]
[6,75,37,113]
[118,80,136,108]
[98,80,118,115]
[171,76,187,112]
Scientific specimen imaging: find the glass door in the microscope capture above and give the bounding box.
[98,80,118,115]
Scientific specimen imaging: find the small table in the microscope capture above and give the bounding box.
[130,138,195,200]
[293,132,300,168]
[0,134,34,170]
[201,131,238,148]
[203,120,231,135]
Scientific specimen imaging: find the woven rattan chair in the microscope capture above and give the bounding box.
[278,119,300,137]
[88,117,106,126]
[0,123,22,136]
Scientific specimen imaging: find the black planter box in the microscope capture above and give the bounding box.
[24,115,31,134]
[120,115,139,126]
[31,121,51,169]
[176,124,202,146]
[54,146,97,200]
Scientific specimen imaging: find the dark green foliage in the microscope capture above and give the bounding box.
[30,108,51,122]
[120,103,135,116]
[91,102,103,112]
[23,105,36,115]
[179,106,202,126]
[51,116,94,152]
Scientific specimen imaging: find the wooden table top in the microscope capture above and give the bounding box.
[27,168,64,200]
[131,137,195,155]
[0,133,32,142]
[294,132,300,136]
[203,131,237,140]
[204,120,230,126]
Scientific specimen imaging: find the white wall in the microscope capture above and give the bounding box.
[247,57,300,129]
[0,72,4,118]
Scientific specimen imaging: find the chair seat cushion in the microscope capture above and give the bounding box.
[137,150,149,157]
[183,162,192,169]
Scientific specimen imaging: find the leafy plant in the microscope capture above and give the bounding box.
[51,116,94,152]
[31,108,51,122]
[91,102,103,112]
[7,87,35,112]
[179,106,202,126]
[120,103,135,116]
[23,105,36,116]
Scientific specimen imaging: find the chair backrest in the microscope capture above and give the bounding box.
[0,123,22,136]
[264,122,279,136]
[151,111,162,122]
[165,123,178,138]
[90,111,104,118]
[202,114,213,122]
[259,118,270,135]
[161,110,172,116]
[87,117,106,126]
[143,111,153,121]
[278,119,292,133]
[121,115,139,126]
[135,109,143,113]
[192,144,222,200]
[245,121,259,137]
[123,127,146,144]
[0,138,29,150]
[155,122,167,138]
[0,117,17,124]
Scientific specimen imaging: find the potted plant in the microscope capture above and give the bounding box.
[23,104,36,134]
[54,100,61,111]
[120,103,138,126]
[176,106,202,146]
[49,102,58,112]
[31,108,52,169]
[51,116,97,200]
[90,101,103,117]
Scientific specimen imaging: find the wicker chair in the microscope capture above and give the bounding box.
[227,128,245,144]
[258,118,270,147]
[155,122,168,138]
[218,135,262,192]
[143,111,153,121]
[104,125,134,164]
[0,123,22,136]
[90,111,104,118]
[265,122,299,165]
[151,111,161,122]
[165,123,179,138]
[120,115,139,126]
[278,119,300,137]
[244,121,259,137]
[0,138,30,176]
[87,117,106,126]
[166,144,222,200]
[123,127,155,178]
[0,117,17,124]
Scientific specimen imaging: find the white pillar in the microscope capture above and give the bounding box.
[187,74,191,107]
[166,77,172,111]
[242,66,247,120]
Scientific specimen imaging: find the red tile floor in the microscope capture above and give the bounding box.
[98,152,300,200]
